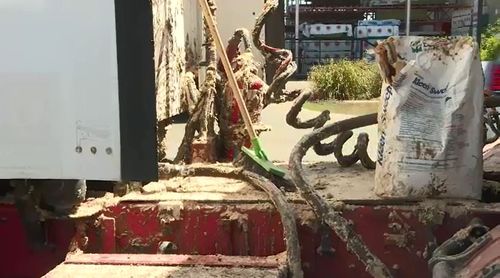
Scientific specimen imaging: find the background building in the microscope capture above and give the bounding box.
[279,0,497,77]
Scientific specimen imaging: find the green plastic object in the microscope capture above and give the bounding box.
[241,138,286,178]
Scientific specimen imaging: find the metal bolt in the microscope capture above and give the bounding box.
[90,147,97,154]
[106,147,113,155]
[75,146,82,153]
[157,241,178,254]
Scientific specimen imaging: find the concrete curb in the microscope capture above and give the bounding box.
[309,100,380,104]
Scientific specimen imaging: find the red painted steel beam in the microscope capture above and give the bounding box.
[2,200,500,278]
[64,253,284,269]
[0,205,76,278]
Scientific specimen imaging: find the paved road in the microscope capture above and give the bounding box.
[165,82,378,162]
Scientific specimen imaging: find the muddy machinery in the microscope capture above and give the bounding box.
[1,1,500,278]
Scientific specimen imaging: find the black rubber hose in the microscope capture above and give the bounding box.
[288,114,393,278]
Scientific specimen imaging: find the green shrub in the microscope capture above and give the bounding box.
[481,36,500,61]
[481,19,500,61]
[308,59,382,101]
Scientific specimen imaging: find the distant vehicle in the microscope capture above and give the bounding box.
[483,59,500,143]
[484,59,500,95]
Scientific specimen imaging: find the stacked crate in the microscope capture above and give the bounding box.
[294,20,400,74]
[299,23,355,74]
[354,20,400,60]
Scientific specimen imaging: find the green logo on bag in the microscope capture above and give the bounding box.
[410,40,423,53]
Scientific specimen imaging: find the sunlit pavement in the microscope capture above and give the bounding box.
[165,81,379,162]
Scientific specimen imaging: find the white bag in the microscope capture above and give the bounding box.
[375,36,484,200]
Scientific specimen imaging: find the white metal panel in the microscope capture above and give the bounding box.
[0,0,121,180]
